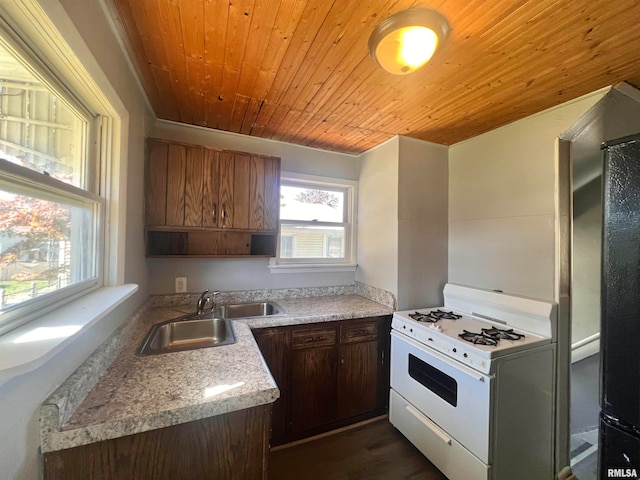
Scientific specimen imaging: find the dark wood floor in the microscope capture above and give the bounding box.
[269,418,448,480]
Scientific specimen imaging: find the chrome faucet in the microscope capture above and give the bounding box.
[196,290,221,315]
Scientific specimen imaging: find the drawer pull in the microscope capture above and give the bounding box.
[352,329,368,336]
[405,404,452,446]
[305,336,327,343]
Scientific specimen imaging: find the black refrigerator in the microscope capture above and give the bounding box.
[600,133,640,479]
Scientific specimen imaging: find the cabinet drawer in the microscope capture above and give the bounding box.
[340,321,378,343]
[291,326,336,350]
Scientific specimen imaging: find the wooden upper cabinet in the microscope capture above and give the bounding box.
[145,138,280,233]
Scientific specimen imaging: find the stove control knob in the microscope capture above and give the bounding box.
[402,325,406,329]
[452,348,457,353]
[463,353,468,358]
[409,328,413,333]
[428,337,433,342]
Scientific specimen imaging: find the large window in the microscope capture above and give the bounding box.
[276,173,356,266]
[0,28,101,334]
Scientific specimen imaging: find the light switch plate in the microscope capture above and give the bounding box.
[175,276,187,293]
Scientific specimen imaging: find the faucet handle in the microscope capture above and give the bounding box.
[211,291,221,309]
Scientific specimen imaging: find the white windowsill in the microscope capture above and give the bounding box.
[268,262,358,274]
[0,284,138,381]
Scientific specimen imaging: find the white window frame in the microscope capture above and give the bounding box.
[269,172,357,273]
[0,11,106,335]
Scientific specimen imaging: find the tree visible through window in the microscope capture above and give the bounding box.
[294,189,340,209]
[0,31,99,329]
[277,177,354,264]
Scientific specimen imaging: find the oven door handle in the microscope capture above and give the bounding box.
[391,330,490,382]
[405,404,452,446]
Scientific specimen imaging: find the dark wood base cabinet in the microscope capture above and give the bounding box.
[253,315,392,446]
[43,405,271,480]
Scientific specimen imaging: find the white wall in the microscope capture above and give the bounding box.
[356,137,400,296]
[0,1,151,478]
[147,257,357,293]
[397,136,448,308]
[148,120,360,294]
[355,136,448,308]
[448,92,606,300]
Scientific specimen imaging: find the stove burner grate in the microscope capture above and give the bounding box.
[481,327,525,341]
[458,330,499,346]
[458,326,526,347]
[409,309,462,323]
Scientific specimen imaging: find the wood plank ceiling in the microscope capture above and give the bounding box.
[107,0,640,154]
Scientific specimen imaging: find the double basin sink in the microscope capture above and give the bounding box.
[138,301,285,355]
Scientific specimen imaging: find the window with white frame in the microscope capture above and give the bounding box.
[276,173,356,266]
[0,27,102,334]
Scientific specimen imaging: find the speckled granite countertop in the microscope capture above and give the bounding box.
[41,293,393,453]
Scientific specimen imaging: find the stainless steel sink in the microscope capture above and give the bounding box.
[138,315,236,355]
[215,301,285,319]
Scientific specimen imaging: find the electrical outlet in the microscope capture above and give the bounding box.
[175,276,187,293]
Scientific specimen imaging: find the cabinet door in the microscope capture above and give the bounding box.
[290,324,338,433]
[253,328,290,442]
[249,155,280,231]
[184,147,205,226]
[43,406,270,480]
[146,140,207,228]
[337,341,379,419]
[218,151,235,229]
[263,156,280,231]
[202,149,221,228]
[231,153,250,229]
[290,346,337,432]
[146,140,168,225]
[165,143,187,226]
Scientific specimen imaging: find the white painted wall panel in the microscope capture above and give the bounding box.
[448,91,607,301]
[356,138,399,296]
[449,215,556,299]
[398,136,448,223]
[397,136,448,308]
[147,258,356,293]
[398,218,448,309]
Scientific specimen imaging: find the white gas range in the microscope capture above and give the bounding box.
[389,284,558,480]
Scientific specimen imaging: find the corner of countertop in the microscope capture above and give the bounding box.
[39,282,396,453]
[39,300,150,444]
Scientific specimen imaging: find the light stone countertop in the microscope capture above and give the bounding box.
[40,294,393,453]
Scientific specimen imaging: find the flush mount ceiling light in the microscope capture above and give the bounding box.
[368,8,450,75]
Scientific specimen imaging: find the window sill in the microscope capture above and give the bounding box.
[0,284,138,381]
[268,262,358,274]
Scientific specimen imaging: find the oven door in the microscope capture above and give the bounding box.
[390,330,493,463]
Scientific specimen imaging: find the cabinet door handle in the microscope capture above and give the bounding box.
[221,208,226,227]
[212,204,217,222]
